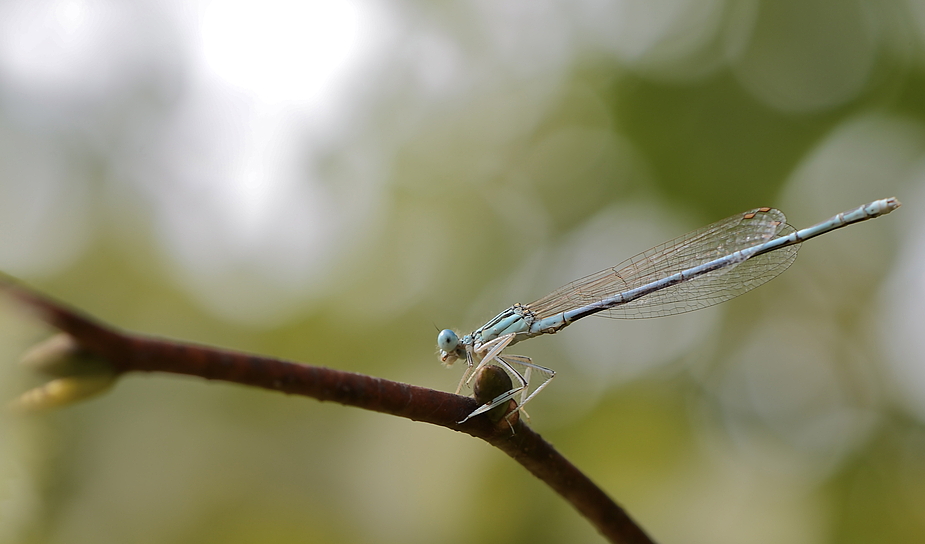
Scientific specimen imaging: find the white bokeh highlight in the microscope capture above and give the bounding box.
[135,0,394,324]
[880,175,925,423]
[0,131,91,276]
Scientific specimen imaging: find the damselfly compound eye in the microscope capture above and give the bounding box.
[437,329,459,353]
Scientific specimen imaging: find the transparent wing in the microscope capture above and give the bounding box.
[527,208,800,319]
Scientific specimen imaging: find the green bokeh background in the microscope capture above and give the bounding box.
[1,1,924,543]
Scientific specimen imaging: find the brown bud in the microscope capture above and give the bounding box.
[472,365,518,424]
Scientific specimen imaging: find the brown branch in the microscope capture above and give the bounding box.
[2,277,656,544]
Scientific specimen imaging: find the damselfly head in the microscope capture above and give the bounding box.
[437,329,460,366]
